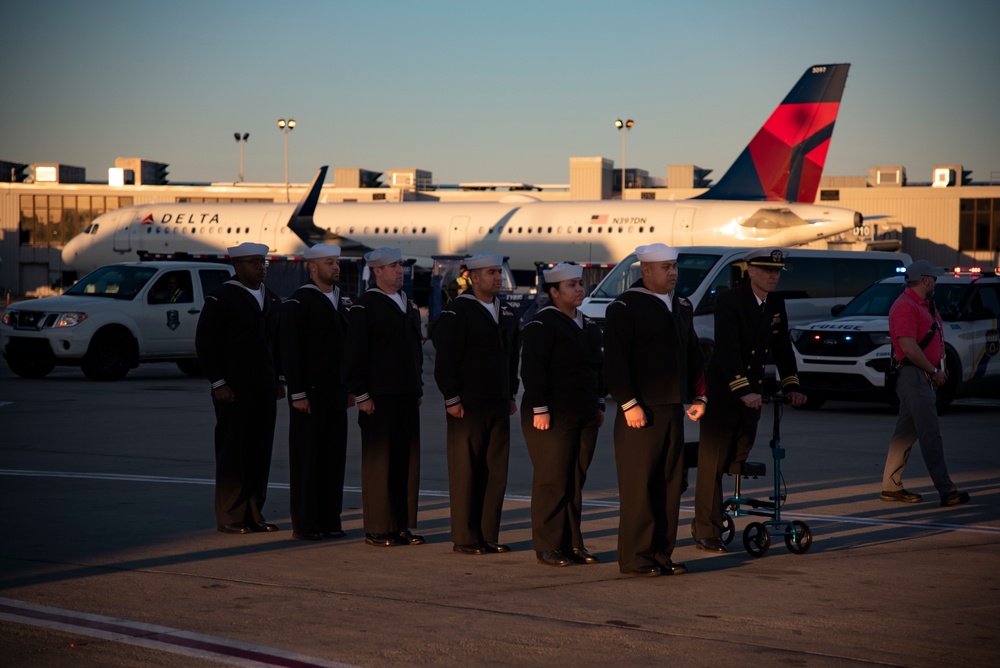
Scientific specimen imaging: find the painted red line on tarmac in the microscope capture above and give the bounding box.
[0,598,353,668]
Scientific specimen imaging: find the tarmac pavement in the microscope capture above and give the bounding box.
[1,346,998,667]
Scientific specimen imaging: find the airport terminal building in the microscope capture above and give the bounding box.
[0,156,997,297]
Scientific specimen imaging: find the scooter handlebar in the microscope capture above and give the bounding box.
[761,394,789,405]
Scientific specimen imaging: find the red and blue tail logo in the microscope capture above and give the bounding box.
[699,64,850,203]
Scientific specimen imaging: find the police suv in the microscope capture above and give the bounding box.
[1,261,234,380]
[791,269,1000,409]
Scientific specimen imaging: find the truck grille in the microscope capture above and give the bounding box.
[9,311,57,331]
[793,331,880,358]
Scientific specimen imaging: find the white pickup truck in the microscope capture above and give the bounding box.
[1,261,234,380]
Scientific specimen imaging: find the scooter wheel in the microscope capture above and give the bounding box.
[720,514,735,545]
[743,522,770,558]
[784,520,812,554]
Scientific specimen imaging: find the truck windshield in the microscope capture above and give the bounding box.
[589,253,722,299]
[837,281,959,318]
[65,266,159,300]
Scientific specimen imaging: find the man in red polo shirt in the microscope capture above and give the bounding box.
[880,260,970,507]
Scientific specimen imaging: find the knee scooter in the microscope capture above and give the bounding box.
[718,394,812,557]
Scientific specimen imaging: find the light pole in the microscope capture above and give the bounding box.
[277,118,296,201]
[614,118,634,199]
[233,132,249,182]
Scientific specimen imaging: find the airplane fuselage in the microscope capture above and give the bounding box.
[62,198,859,274]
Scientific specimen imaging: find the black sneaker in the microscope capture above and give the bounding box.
[880,489,922,503]
[940,490,971,507]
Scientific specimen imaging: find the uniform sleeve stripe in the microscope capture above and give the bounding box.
[533,406,549,414]
[444,396,461,406]
[729,378,751,391]
[780,375,800,388]
[621,398,638,411]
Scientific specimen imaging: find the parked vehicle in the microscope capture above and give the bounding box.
[790,270,1000,410]
[1,261,234,380]
[580,246,911,359]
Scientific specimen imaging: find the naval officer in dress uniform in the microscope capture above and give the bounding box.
[692,247,806,553]
[433,252,521,556]
[196,242,285,534]
[520,263,605,567]
[604,243,706,576]
[280,243,352,541]
[346,248,425,548]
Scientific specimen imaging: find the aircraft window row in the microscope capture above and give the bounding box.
[499,225,653,235]
[145,226,250,235]
[373,227,424,234]
[363,226,428,235]
[494,225,656,234]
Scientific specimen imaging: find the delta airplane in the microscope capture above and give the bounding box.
[63,64,859,275]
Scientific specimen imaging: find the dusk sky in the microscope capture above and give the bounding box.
[2,1,998,187]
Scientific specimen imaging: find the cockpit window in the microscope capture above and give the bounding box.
[65,266,158,300]
[89,224,99,234]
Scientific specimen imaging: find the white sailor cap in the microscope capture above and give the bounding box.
[364,247,401,267]
[463,252,504,269]
[228,242,270,258]
[543,263,583,284]
[635,243,678,262]
[303,244,341,260]
[745,247,790,268]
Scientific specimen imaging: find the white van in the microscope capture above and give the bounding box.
[579,246,911,357]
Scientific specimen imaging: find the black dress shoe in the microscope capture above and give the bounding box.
[218,523,251,534]
[365,533,395,547]
[940,490,971,507]
[293,532,323,541]
[569,547,600,564]
[453,543,486,555]
[393,529,425,545]
[483,542,511,553]
[624,565,662,577]
[322,529,348,539]
[695,537,728,553]
[250,521,279,532]
[662,561,688,576]
[536,550,571,567]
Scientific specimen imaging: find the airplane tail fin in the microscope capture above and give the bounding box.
[287,166,331,247]
[698,63,850,203]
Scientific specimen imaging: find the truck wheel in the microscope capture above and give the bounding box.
[6,355,55,379]
[176,359,204,377]
[81,330,133,381]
